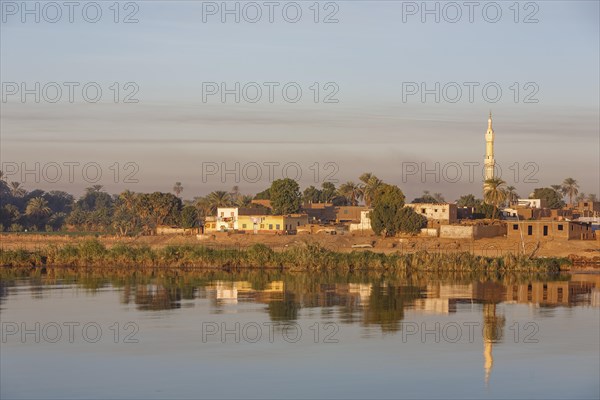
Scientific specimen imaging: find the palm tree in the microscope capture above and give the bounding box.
[25,197,51,227]
[359,173,382,207]
[173,182,184,197]
[575,192,586,203]
[433,192,445,202]
[338,181,362,206]
[229,185,240,203]
[550,184,562,195]
[505,186,519,206]
[85,185,104,194]
[484,178,507,219]
[193,196,211,218]
[9,182,26,197]
[235,195,253,207]
[561,177,579,206]
[207,191,231,214]
[587,194,598,202]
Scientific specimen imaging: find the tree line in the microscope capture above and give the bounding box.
[0,170,593,236]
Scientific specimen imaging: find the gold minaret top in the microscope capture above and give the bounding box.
[484,112,496,186]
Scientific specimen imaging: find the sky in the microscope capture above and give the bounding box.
[1,0,599,202]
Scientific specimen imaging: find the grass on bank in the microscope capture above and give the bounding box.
[0,239,570,272]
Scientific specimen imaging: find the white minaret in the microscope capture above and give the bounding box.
[484,112,495,188]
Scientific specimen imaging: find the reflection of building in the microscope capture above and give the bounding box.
[504,276,599,307]
[206,280,285,305]
[412,284,473,314]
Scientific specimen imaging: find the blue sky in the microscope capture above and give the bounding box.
[1,0,598,201]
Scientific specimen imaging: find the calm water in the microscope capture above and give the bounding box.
[1,269,599,399]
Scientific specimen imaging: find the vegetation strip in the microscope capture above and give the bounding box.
[0,239,570,272]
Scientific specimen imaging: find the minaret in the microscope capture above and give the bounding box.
[484,112,495,190]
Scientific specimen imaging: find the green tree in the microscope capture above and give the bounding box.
[483,178,507,219]
[561,177,579,206]
[412,190,437,203]
[397,206,427,234]
[25,197,51,229]
[180,205,199,228]
[532,188,565,209]
[456,194,479,208]
[370,184,406,237]
[319,182,338,203]
[253,188,271,200]
[302,185,321,204]
[270,179,301,215]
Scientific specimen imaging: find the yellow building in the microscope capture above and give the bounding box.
[238,214,308,234]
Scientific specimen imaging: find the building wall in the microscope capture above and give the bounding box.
[440,225,474,239]
[238,214,308,234]
[335,206,368,223]
[506,221,594,240]
[349,210,373,234]
[440,224,505,239]
[406,203,457,225]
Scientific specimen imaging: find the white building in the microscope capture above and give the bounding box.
[349,210,373,233]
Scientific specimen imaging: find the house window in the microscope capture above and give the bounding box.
[260,224,264,229]
[276,224,280,230]
[297,221,300,226]
[558,224,563,231]
[220,212,224,217]
[421,208,426,213]
[543,225,548,236]
[527,225,533,236]
[434,209,438,212]
[269,224,273,230]
[242,224,247,229]
[513,224,518,230]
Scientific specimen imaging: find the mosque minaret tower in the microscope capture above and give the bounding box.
[484,112,496,190]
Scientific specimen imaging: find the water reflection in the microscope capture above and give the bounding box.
[2,269,598,325]
[1,268,599,397]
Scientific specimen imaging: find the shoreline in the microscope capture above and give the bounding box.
[0,238,573,272]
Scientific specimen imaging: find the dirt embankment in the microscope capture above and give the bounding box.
[1,232,598,262]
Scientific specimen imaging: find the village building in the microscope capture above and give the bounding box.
[335,206,368,223]
[204,207,307,234]
[302,202,336,223]
[506,220,594,241]
[406,203,458,226]
[349,210,373,234]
